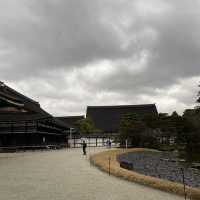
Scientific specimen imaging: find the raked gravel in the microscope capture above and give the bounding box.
[0,147,183,200]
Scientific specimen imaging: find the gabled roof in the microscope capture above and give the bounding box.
[0,82,46,114]
[86,104,158,133]
[0,82,69,129]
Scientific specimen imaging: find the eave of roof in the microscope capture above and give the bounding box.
[0,82,69,129]
[56,115,85,119]
[87,104,157,109]
[86,104,158,133]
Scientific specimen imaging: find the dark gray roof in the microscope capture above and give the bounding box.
[86,104,158,133]
[55,116,85,128]
[0,82,47,115]
[0,82,69,129]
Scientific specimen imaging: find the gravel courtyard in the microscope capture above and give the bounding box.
[0,148,182,200]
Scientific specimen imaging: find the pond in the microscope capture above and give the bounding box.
[117,151,200,188]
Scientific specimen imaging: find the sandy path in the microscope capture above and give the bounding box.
[0,148,182,200]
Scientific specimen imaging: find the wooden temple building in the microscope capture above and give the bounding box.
[0,82,69,149]
[86,104,158,134]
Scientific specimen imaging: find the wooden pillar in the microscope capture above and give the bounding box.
[11,122,13,133]
[25,122,28,133]
[36,121,38,132]
[66,136,69,148]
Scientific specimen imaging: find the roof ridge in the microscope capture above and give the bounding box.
[0,82,39,105]
[56,115,85,118]
[87,104,156,108]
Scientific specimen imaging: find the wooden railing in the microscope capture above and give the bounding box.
[0,121,67,135]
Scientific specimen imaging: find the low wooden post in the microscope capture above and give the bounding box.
[125,139,128,149]
[108,156,111,176]
[181,168,187,200]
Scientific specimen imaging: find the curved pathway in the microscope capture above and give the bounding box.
[0,148,182,200]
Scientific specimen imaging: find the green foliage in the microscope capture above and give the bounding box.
[157,113,176,139]
[181,108,200,152]
[119,113,142,138]
[183,108,200,129]
[143,113,177,146]
[76,117,98,135]
[143,114,159,129]
[119,113,154,147]
[174,117,193,144]
[150,108,200,153]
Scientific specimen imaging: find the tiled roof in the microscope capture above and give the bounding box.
[55,116,85,128]
[86,104,158,133]
[0,82,69,129]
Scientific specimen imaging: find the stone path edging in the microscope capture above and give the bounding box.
[90,148,200,200]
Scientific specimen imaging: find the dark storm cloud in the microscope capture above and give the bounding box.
[95,1,200,95]
[1,0,200,115]
[0,0,132,80]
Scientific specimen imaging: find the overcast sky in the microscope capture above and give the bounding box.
[1,0,200,116]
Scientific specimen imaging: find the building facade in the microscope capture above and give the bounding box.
[86,104,158,134]
[0,82,69,149]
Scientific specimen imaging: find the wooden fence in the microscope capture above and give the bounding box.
[67,134,119,148]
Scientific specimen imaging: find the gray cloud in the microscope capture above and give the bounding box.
[96,1,200,93]
[1,0,200,115]
[0,0,130,80]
